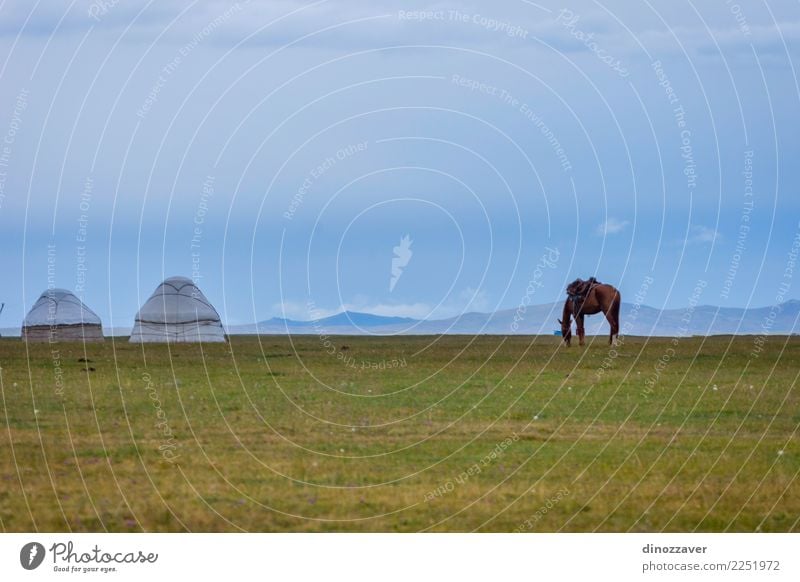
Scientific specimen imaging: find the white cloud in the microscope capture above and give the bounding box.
[4,0,798,59]
[688,225,721,244]
[596,218,630,235]
[457,286,490,313]
[269,300,324,320]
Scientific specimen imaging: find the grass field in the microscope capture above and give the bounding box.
[0,334,798,532]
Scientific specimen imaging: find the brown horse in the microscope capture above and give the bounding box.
[558,279,621,346]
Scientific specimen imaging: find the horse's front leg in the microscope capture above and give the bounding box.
[576,314,585,346]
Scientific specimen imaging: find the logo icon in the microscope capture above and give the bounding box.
[20,542,45,570]
[390,234,413,292]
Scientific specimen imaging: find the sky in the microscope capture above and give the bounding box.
[0,0,798,328]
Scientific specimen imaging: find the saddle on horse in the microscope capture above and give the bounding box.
[566,276,600,314]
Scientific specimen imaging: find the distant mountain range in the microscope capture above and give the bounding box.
[228,300,800,337]
[2,300,797,338]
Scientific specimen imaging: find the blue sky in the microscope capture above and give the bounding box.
[0,0,798,327]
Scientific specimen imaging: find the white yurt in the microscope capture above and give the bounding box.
[129,276,226,343]
[22,289,104,342]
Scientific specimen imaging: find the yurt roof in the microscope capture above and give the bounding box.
[135,276,222,325]
[23,288,102,327]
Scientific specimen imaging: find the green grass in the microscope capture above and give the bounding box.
[0,334,798,532]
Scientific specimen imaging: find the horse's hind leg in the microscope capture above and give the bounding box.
[608,322,618,345]
[606,294,621,345]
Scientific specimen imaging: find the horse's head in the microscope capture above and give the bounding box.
[558,317,572,346]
